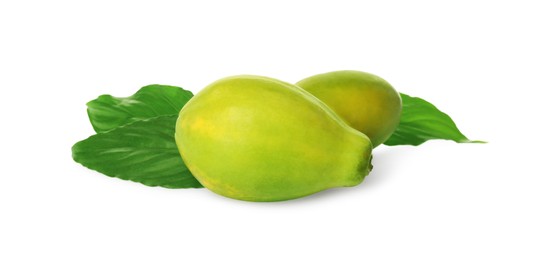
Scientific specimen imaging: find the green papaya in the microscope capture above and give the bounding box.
[175,75,373,202]
[297,70,402,147]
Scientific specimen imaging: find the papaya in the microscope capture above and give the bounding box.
[175,75,373,202]
[297,70,402,147]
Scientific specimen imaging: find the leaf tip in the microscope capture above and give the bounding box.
[457,138,487,144]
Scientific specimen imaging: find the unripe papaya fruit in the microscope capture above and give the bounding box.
[297,71,402,147]
[175,75,373,202]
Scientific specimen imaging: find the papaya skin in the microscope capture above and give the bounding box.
[297,70,402,147]
[175,75,373,202]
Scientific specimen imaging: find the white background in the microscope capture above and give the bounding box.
[1,0,543,259]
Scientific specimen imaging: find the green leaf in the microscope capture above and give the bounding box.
[87,85,193,133]
[72,115,203,188]
[384,93,484,146]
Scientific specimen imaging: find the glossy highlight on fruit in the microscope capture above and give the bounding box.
[175,75,373,202]
[297,70,402,147]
